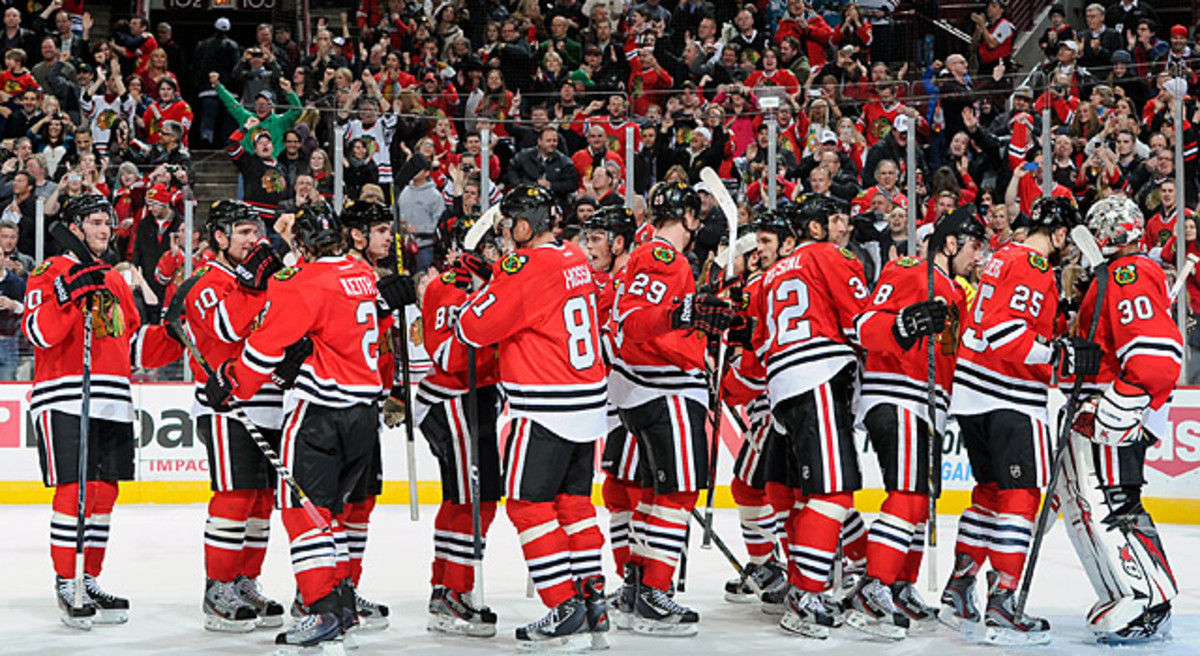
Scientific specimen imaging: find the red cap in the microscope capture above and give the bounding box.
[1172,24,1188,38]
[146,184,172,206]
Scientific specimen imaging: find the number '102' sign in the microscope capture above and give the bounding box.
[165,0,277,9]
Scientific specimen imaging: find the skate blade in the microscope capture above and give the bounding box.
[426,613,497,638]
[515,633,593,652]
[901,617,939,635]
[342,630,359,650]
[612,612,633,631]
[760,602,784,616]
[724,591,759,604]
[778,614,830,640]
[59,613,93,631]
[256,614,285,629]
[274,640,346,656]
[93,608,128,625]
[845,610,906,641]
[590,631,611,650]
[936,607,980,634]
[204,614,258,633]
[984,625,1051,647]
[356,615,389,631]
[631,617,699,637]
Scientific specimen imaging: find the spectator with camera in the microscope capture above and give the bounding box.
[232,45,283,109]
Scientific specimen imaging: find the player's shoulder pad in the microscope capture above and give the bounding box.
[440,270,459,286]
[498,252,528,275]
[31,259,53,277]
[894,256,921,268]
[1112,262,1138,286]
[1026,250,1049,273]
[835,245,858,261]
[193,264,212,278]
[651,245,676,265]
[273,266,300,281]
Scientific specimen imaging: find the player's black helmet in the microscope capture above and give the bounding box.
[207,199,260,244]
[1028,196,1080,232]
[63,193,115,227]
[790,194,843,239]
[341,200,392,233]
[584,206,637,246]
[501,184,560,235]
[750,207,795,241]
[293,204,344,251]
[648,181,701,226]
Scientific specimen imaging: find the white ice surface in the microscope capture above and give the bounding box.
[0,504,1196,655]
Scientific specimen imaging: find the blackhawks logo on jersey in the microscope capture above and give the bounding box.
[652,246,675,264]
[500,253,527,274]
[1113,264,1138,286]
[838,246,858,261]
[1027,251,1049,272]
[32,260,51,276]
[441,271,458,285]
[895,256,920,268]
[273,266,299,281]
[193,265,211,278]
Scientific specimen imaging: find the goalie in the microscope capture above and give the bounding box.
[1061,196,1181,644]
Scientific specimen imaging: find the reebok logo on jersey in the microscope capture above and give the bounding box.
[1027,251,1049,272]
[1113,264,1138,286]
[500,253,527,274]
[652,246,675,264]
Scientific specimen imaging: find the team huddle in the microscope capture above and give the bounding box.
[24,179,1181,652]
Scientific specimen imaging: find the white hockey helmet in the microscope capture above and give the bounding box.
[1086,196,1144,256]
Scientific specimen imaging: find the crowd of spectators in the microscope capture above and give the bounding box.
[0,0,1198,379]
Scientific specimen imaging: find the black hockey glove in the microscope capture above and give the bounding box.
[670,293,737,337]
[457,253,493,282]
[234,239,283,292]
[727,315,755,350]
[53,261,110,306]
[377,273,417,312]
[893,301,949,350]
[270,337,313,389]
[204,358,238,412]
[1053,337,1103,378]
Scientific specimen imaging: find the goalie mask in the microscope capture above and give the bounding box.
[1086,196,1144,257]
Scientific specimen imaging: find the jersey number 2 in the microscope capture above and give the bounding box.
[357,301,379,372]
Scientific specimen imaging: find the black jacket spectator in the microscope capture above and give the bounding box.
[507,132,578,200]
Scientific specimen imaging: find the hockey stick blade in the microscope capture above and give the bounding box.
[700,168,739,274]
[1169,253,1200,302]
[464,204,502,251]
[1071,225,1104,271]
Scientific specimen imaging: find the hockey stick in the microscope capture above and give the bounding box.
[164,276,330,532]
[1168,253,1199,302]
[465,346,485,604]
[391,216,420,522]
[699,166,739,550]
[1015,225,1107,617]
[688,508,746,576]
[49,222,99,611]
[677,524,690,593]
[925,238,940,593]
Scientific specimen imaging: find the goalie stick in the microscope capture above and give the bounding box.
[163,275,331,533]
[699,166,739,550]
[1015,224,1107,616]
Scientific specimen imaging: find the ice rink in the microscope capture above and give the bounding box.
[0,503,1196,655]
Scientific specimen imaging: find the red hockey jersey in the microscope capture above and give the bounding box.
[855,256,968,431]
[456,241,607,442]
[181,262,284,428]
[1075,254,1183,437]
[144,98,192,146]
[23,255,180,420]
[412,266,500,427]
[229,256,384,409]
[720,272,772,429]
[951,242,1062,422]
[610,237,708,409]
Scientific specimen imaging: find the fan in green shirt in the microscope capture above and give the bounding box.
[211,71,303,157]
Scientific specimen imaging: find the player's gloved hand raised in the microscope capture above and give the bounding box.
[204,358,238,412]
[670,293,737,337]
[53,261,110,306]
[271,336,313,388]
[382,385,406,428]
[234,239,283,291]
[377,273,417,312]
[1052,336,1103,377]
[893,300,948,350]
[449,253,493,290]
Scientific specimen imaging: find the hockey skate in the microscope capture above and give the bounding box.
[274,611,344,656]
[632,583,699,637]
[938,558,981,633]
[353,588,390,631]
[611,565,639,630]
[580,576,610,650]
[515,595,591,652]
[427,586,498,638]
[83,574,129,624]
[55,575,95,631]
[778,586,835,639]
[845,577,909,640]
[204,578,258,633]
[336,581,360,650]
[235,575,284,628]
[759,579,787,616]
[983,571,1051,646]
[1093,600,1172,645]
[890,581,938,633]
[723,560,786,603]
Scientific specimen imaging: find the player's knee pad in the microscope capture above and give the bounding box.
[654,490,699,512]
[52,483,79,515]
[880,490,928,525]
[90,481,119,513]
[209,489,259,520]
[602,475,637,512]
[995,487,1039,520]
[970,482,1001,511]
[805,492,853,522]
[506,498,558,534]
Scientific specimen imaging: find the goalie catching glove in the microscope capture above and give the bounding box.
[1071,379,1151,447]
[670,293,737,338]
[892,300,948,350]
[234,239,283,291]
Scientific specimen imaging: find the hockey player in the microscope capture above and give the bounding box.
[847,208,986,638]
[24,193,180,629]
[942,196,1101,646]
[584,206,644,613]
[181,200,289,632]
[414,213,503,637]
[456,185,611,650]
[206,204,415,649]
[1061,196,1180,643]
[610,181,739,636]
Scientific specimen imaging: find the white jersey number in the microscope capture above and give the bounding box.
[356,301,380,372]
[564,295,597,370]
[771,279,812,346]
[1117,296,1154,324]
